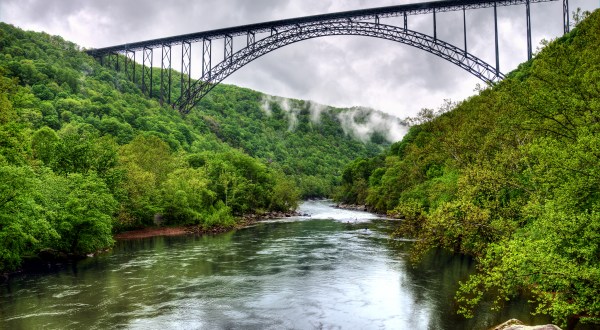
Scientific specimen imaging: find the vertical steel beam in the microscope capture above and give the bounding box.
[526,0,532,60]
[224,34,233,64]
[125,50,136,82]
[463,7,468,55]
[563,0,570,34]
[181,41,191,100]
[494,2,500,76]
[112,53,119,71]
[403,12,407,30]
[433,8,437,40]
[142,46,153,97]
[202,38,212,80]
[247,31,255,49]
[375,15,379,25]
[106,53,115,70]
[160,44,172,105]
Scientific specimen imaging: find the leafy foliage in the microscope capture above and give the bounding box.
[0,21,387,272]
[334,10,600,328]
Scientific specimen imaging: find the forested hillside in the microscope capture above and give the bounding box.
[335,10,600,328]
[0,22,392,273]
[189,89,399,198]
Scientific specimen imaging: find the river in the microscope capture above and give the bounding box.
[1,200,550,329]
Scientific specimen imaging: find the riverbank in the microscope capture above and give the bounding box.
[114,210,303,240]
[0,211,302,280]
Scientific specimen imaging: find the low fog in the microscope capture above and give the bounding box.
[260,95,409,143]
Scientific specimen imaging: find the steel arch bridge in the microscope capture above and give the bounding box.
[87,0,572,115]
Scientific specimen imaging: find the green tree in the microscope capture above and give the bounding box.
[0,166,57,271]
[44,172,117,254]
[31,126,59,166]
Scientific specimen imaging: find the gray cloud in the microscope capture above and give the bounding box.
[0,0,597,119]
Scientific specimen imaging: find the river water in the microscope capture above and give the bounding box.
[1,200,549,329]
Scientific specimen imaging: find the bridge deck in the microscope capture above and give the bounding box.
[86,0,554,56]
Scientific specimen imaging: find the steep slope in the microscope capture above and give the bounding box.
[335,10,600,328]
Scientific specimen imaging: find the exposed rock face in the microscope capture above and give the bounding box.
[492,319,562,330]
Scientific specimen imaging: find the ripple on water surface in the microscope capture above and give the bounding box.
[0,201,553,329]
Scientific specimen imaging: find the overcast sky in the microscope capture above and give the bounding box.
[0,0,597,118]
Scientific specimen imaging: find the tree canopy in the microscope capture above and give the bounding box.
[334,10,600,328]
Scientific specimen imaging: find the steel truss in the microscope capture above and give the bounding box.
[181,41,192,100]
[125,50,136,82]
[177,21,505,114]
[103,53,119,71]
[563,0,570,34]
[87,0,556,56]
[224,35,233,64]
[202,39,212,80]
[161,44,172,104]
[142,47,153,97]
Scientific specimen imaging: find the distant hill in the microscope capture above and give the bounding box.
[191,87,406,197]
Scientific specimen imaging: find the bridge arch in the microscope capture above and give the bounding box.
[178,21,505,114]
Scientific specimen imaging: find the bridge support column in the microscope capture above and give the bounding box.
[104,52,118,71]
[433,9,437,40]
[271,27,279,40]
[160,44,172,105]
[111,52,120,71]
[142,46,153,97]
[202,38,212,80]
[125,50,136,83]
[463,7,468,56]
[494,2,500,76]
[403,12,407,30]
[224,35,233,64]
[563,0,570,34]
[181,41,191,100]
[247,31,255,49]
[526,0,532,60]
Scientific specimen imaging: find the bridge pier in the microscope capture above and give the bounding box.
[463,7,468,56]
[142,46,153,97]
[224,35,233,64]
[526,0,532,60]
[563,0,570,34]
[181,41,191,100]
[433,9,437,40]
[202,39,212,80]
[494,2,500,76]
[160,44,172,105]
[247,31,255,49]
[125,50,136,82]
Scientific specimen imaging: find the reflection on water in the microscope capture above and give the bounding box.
[1,201,550,329]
